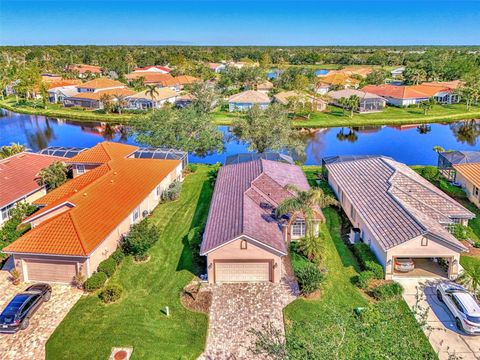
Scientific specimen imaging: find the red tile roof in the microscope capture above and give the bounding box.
[77,78,125,90]
[362,84,452,100]
[125,72,173,84]
[46,79,82,90]
[68,142,138,164]
[0,153,63,208]
[134,65,171,73]
[4,157,180,256]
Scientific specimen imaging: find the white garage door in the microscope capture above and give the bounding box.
[25,260,77,283]
[215,261,271,283]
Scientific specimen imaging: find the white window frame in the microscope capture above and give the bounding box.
[131,207,140,223]
[291,219,306,239]
[77,164,86,174]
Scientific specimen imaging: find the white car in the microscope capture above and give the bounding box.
[436,282,480,335]
[394,258,415,273]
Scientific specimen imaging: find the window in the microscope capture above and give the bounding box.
[1,203,15,222]
[240,240,248,250]
[474,186,479,197]
[155,185,161,199]
[132,207,140,222]
[350,206,356,222]
[292,219,306,238]
[77,164,85,174]
[421,237,428,246]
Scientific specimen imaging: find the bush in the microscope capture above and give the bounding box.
[111,249,125,265]
[122,220,158,259]
[186,164,198,174]
[97,258,116,278]
[372,282,403,300]
[420,166,439,182]
[84,272,107,292]
[357,271,375,290]
[438,179,467,199]
[161,181,182,202]
[352,243,384,279]
[98,283,123,303]
[295,262,324,295]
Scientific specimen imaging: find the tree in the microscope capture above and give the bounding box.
[362,69,388,86]
[419,97,436,115]
[433,145,445,153]
[0,143,28,159]
[113,94,127,114]
[459,263,480,297]
[37,161,69,190]
[276,184,338,239]
[457,84,480,111]
[190,82,219,114]
[131,107,224,156]
[286,94,314,120]
[99,93,113,113]
[233,104,298,153]
[403,67,427,85]
[39,81,49,109]
[340,95,360,118]
[145,84,159,111]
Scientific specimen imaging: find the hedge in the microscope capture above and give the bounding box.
[97,258,116,278]
[99,284,123,304]
[357,271,375,290]
[295,262,325,295]
[372,282,404,300]
[352,243,384,279]
[84,272,108,292]
[111,249,125,265]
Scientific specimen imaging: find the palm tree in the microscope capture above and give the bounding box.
[276,184,338,240]
[458,263,480,297]
[420,97,436,115]
[0,143,28,159]
[346,95,360,119]
[113,94,127,114]
[145,85,160,111]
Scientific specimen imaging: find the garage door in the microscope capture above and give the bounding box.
[215,261,271,283]
[25,260,77,283]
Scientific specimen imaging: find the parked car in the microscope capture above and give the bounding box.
[394,258,415,273]
[0,283,52,333]
[437,282,480,335]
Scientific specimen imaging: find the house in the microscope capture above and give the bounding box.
[228,90,271,112]
[323,155,475,280]
[437,150,480,181]
[0,152,63,227]
[207,63,226,73]
[454,163,480,208]
[75,78,126,93]
[423,80,465,90]
[66,64,102,78]
[64,88,135,109]
[390,67,405,79]
[133,65,172,74]
[175,94,195,108]
[46,80,82,103]
[225,153,294,165]
[255,80,274,94]
[3,142,183,283]
[125,72,174,86]
[362,84,460,106]
[40,74,63,83]
[158,75,200,91]
[327,89,386,113]
[314,81,331,95]
[274,90,327,112]
[200,159,324,283]
[127,88,178,109]
[317,73,360,89]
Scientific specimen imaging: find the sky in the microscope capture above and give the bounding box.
[1,0,480,46]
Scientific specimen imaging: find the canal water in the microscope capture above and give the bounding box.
[0,110,478,165]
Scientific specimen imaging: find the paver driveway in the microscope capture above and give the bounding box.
[396,277,480,360]
[0,271,82,360]
[200,279,297,360]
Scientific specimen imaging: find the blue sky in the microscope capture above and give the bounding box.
[1,0,479,46]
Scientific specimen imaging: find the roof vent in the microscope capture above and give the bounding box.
[83,193,87,197]
[110,179,114,183]
[74,189,78,192]
[113,171,118,175]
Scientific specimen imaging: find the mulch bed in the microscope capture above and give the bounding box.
[180,282,212,314]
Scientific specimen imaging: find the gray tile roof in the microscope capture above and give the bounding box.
[325,156,474,251]
[200,159,310,255]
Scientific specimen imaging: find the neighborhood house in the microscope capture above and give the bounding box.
[327,89,386,113]
[274,90,327,112]
[228,90,271,112]
[323,155,475,280]
[3,142,183,283]
[453,163,480,208]
[200,159,324,283]
[127,88,178,109]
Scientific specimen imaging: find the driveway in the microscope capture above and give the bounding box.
[0,271,82,360]
[396,277,480,360]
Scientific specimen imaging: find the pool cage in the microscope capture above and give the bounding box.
[132,148,189,169]
[38,146,87,158]
[437,151,480,181]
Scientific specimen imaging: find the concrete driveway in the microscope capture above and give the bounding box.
[396,277,480,360]
[0,271,82,360]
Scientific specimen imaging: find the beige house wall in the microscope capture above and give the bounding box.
[71,163,100,178]
[30,204,73,228]
[0,187,47,227]
[13,254,88,282]
[456,172,480,208]
[206,237,283,283]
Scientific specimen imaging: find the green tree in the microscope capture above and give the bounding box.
[113,94,128,114]
[433,145,445,153]
[131,107,224,156]
[190,82,220,114]
[419,97,436,115]
[339,95,360,118]
[457,84,480,111]
[39,81,49,109]
[459,263,480,296]
[403,67,427,85]
[0,143,28,159]
[99,93,113,113]
[37,161,69,190]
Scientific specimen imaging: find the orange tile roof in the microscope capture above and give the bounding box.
[320,73,360,86]
[160,75,199,87]
[69,88,135,101]
[454,163,480,189]
[0,153,64,208]
[68,142,138,164]
[77,78,125,90]
[362,84,443,99]
[125,72,173,84]
[422,80,464,90]
[47,79,82,90]
[4,157,180,256]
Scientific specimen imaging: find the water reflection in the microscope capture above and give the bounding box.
[450,120,480,146]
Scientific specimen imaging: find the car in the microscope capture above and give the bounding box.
[0,283,52,333]
[394,258,415,273]
[436,282,480,335]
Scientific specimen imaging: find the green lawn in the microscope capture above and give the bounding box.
[46,166,213,360]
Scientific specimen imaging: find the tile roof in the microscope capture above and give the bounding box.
[273,90,326,106]
[46,79,82,90]
[362,84,451,100]
[422,80,465,90]
[0,152,64,208]
[68,88,135,101]
[160,75,199,87]
[328,89,385,101]
[325,156,473,251]
[318,73,360,86]
[125,72,173,84]
[76,78,125,90]
[128,88,178,101]
[68,142,138,164]
[454,163,480,189]
[228,90,271,104]
[4,157,180,256]
[201,159,313,255]
[134,65,171,73]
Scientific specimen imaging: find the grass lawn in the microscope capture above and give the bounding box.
[46,166,213,360]
[284,167,436,359]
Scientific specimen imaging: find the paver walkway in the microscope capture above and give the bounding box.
[0,271,82,360]
[396,277,480,360]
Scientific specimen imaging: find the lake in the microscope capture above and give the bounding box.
[0,110,478,165]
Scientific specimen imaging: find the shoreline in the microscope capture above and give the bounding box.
[1,100,479,129]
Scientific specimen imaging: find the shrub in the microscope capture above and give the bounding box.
[295,262,324,295]
[97,258,116,278]
[366,261,384,280]
[420,166,439,182]
[357,270,375,290]
[84,272,107,292]
[352,243,384,279]
[98,284,123,303]
[111,249,125,265]
[372,282,403,300]
[161,181,182,202]
[122,220,158,259]
[186,164,198,174]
